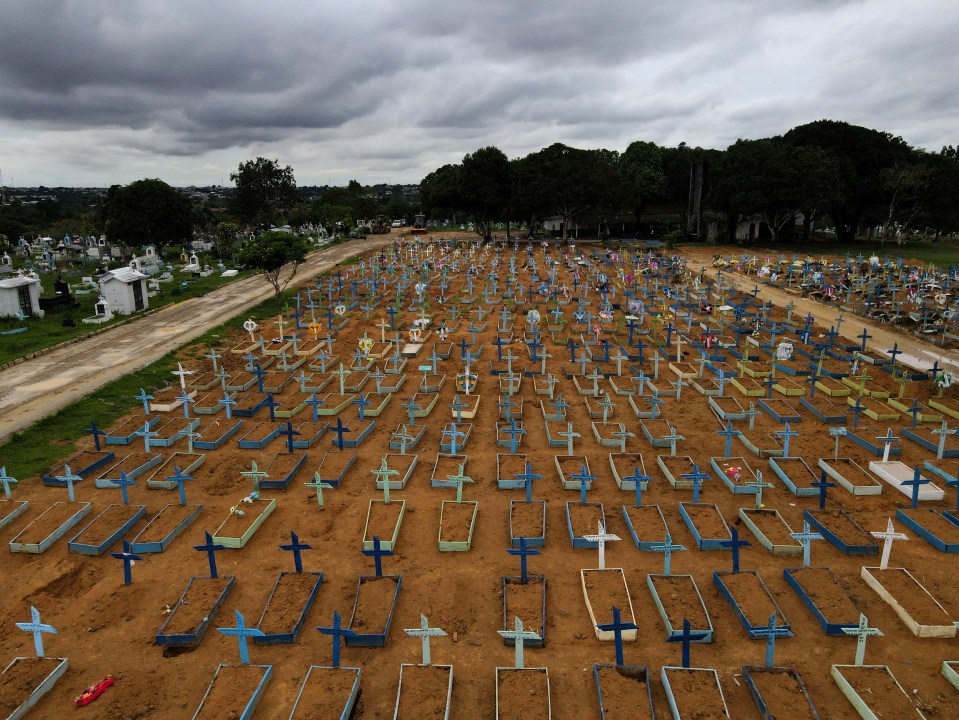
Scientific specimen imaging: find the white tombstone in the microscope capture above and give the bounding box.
[776,341,794,362]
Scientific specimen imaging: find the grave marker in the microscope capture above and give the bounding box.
[0,466,17,499]
[582,521,620,569]
[753,612,790,667]
[361,535,393,577]
[280,530,313,573]
[404,614,447,666]
[305,472,333,507]
[217,609,265,665]
[843,613,883,666]
[498,617,541,669]
[507,538,540,583]
[596,606,638,667]
[666,619,708,669]
[111,539,143,585]
[15,606,57,658]
[317,610,356,668]
[650,532,686,575]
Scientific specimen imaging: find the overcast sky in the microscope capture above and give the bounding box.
[0,0,956,188]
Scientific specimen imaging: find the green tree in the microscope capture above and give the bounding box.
[620,141,666,224]
[0,232,10,255]
[103,178,194,250]
[213,221,242,261]
[230,157,299,227]
[513,143,595,242]
[420,164,462,222]
[459,146,511,241]
[237,230,312,301]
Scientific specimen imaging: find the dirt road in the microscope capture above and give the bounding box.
[0,236,394,442]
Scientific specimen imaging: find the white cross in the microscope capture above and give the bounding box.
[582,521,620,570]
[870,517,908,570]
[173,362,193,390]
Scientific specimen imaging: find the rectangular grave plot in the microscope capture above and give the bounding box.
[742,665,820,720]
[67,503,146,556]
[868,461,944,502]
[377,454,416,490]
[818,458,882,496]
[145,452,206,489]
[156,575,235,646]
[502,576,546,648]
[713,570,792,638]
[363,499,405,551]
[759,398,801,423]
[509,500,546,548]
[9,501,93,554]
[800,396,847,423]
[657,455,697,489]
[621,504,667,550]
[191,663,272,720]
[566,502,606,549]
[105,415,160,444]
[942,661,959,693]
[830,665,925,720]
[438,500,478,551]
[555,455,592,491]
[289,666,361,720]
[237,422,280,450]
[860,567,956,638]
[592,664,654,720]
[679,502,731,550]
[710,456,757,494]
[0,656,69,720]
[193,420,244,451]
[581,568,637,641]
[130,503,203,553]
[254,571,323,644]
[212,498,277,549]
[803,509,879,556]
[782,567,859,636]
[608,453,648,491]
[660,667,729,720]
[345,575,402,647]
[393,664,453,720]
[497,453,529,489]
[431,453,468,488]
[262,452,307,490]
[896,509,959,553]
[94,452,163,487]
[495,668,550,720]
[43,449,115,483]
[738,509,801,555]
[290,421,328,448]
[0,500,29,532]
[647,574,713,642]
[313,451,356,487]
[768,456,819,497]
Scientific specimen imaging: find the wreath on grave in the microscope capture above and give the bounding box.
[935,371,954,390]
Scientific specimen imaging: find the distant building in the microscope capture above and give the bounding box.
[98,267,149,315]
[0,273,42,318]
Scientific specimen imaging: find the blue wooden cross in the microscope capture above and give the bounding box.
[811,470,836,509]
[262,393,280,422]
[218,610,264,665]
[280,421,301,453]
[623,466,650,508]
[567,337,578,362]
[317,610,356,667]
[250,364,268,393]
[507,538,540,583]
[85,420,107,451]
[362,535,393,577]
[850,396,863,429]
[449,395,467,423]
[403,397,422,427]
[135,421,159,453]
[222,393,237,420]
[682,463,709,503]
[754,612,791,667]
[15,606,57,658]
[353,394,372,421]
[902,466,929,509]
[857,327,872,352]
[650,532,685,575]
[717,421,738,458]
[597,606,637,667]
[907,399,923,429]
[111,539,142,585]
[306,392,326,422]
[280,530,313,573]
[0,466,17,500]
[493,334,507,360]
[331,418,352,450]
[516,462,542,503]
[764,372,776,399]
[56,464,82,502]
[194,531,226,578]
[667,618,708,669]
[572,465,595,505]
[444,422,466,455]
[503,419,525,455]
[112,470,137,505]
[178,389,195,419]
[457,337,471,360]
[498,395,517,422]
[168,466,192,506]
[134,388,154,415]
[719,527,750,573]
[776,422,799,458]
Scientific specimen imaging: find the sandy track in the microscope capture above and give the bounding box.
[0,236,394,442]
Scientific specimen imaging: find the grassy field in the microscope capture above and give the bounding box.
[0,265,256,366]
[0,288,303,482]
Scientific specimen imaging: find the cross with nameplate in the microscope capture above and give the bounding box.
[871,517,908,570]
[843,613,883,666]
[582,521,620,570]
[498,617,541,669]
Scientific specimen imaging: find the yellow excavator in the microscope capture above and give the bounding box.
[411,213,427,235]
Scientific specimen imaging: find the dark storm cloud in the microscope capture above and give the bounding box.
[0,0,956,185]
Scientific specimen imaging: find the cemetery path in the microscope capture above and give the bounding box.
[0,236,395,442]
[683,249,959,376]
